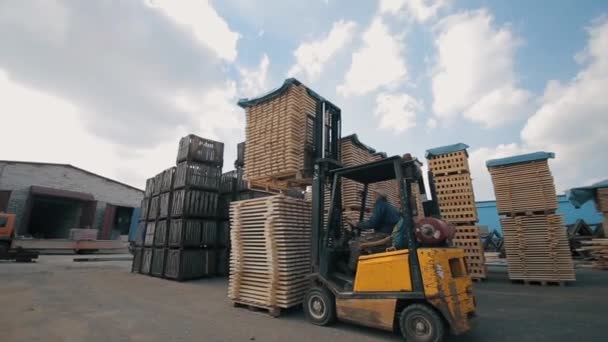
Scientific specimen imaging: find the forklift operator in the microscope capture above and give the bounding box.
[347,189,400,234]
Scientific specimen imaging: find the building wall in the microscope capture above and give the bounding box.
[477,195,604,233]
[0,162,143,236]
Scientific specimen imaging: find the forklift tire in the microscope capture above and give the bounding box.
[399,304,445,342]
[304,286,336,326]
[0,241,9,254]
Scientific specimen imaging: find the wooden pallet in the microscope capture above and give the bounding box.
[228,195,312,313]
[511,279,567,287]
[427,150,470,176]
[452,225,487,279]
[579,239,608,270]
[243,83,323,181]
[596,188,608,213]
[500,214,575,281]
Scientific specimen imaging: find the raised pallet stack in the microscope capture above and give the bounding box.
[238,78,337,190]
[597,187,608,231]
[487,152,575,284]
[426,143,486,280]
[228,195,312,316]
[131,134,224,281]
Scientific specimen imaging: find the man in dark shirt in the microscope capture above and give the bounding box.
[347,189,400,234]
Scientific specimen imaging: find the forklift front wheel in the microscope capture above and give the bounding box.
[399,304,445,342]
[304,286,336,326]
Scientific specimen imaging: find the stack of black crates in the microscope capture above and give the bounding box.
[132,134,225,281]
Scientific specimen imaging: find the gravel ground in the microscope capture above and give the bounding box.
[1,255,607,342]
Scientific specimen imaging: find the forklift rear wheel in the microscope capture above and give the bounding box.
[304,286,336,326]
[0,241,9,253]
[399,304,445,342]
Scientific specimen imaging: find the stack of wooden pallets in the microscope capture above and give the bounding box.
[597,187,608,229]
[426,143,486,280]
[487,152,575,284]
[238,79,336,190]
[228,195,312,316]
[580,239,608,270]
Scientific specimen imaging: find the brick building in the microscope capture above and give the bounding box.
[0,161,143,240]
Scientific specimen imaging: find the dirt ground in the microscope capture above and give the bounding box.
[1,255,607,342]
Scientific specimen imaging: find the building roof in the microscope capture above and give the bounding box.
[567,179,608,208]
[485,151,555,168]
[0,160,144,193]
[425,143,469,158]
[237,77,339,109]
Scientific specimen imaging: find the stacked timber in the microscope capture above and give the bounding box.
[580,239,608,270]
[228,195,312,316]
[487,152,575,284]
[238,78,337,190]
[597,188,608,231]
[131,134,224,281]
[426,143,486,280]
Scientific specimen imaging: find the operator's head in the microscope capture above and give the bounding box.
[372,188,388,201]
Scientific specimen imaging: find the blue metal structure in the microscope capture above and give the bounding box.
[128,207,141,243]
[477,195,603,233]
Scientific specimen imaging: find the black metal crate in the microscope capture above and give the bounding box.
[150,248,166,277]
[217,221,229,247]
[159,192,171,219]
[216,248,229,277]
[152,173,163,196]
[131,247,143,273]
[144,177,155,198]
[164,249,216,281]
[219,171,237,194]
[154,220,169,247]
[140,197,150,221]
[171,189,218,218]
[174,161,221,191]
[134,221,146,247]
[140,248,153,274]
[236,141,245,168]
[148,196,160,221]
[218,194,230,219]
[176,134,224,166]
[144,222,156,247]
[200,220,218,247]
[160,167,176,193]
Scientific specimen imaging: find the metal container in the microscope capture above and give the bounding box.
[148,196,160,221]
[220,170,237,194]
[131,247,143,273]
[150,248,166,277]
[171,189,218,218]
[164,249,205,281]
[217,221,230,247]
[202,249,217,276]
[134,221,146,247]
[176,134,224,166]
[160,167,176,193]
[236,142,245,168]
[174,162,221,191]
[152,173,163,196]
[140,197,150,221]
[144,177,155,198]
[169,219,201,247]
[218,194,231,219]
[216,248,229,277]
[140,248,153,274]
[144,222,156,247]
[154,220,168,247]
[200,220,218,247]
[159,192,171,219]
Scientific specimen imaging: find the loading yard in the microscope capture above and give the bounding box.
[1,256,606,342]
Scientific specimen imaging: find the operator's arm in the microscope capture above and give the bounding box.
[357,201,386,230]
[359,235,392,249]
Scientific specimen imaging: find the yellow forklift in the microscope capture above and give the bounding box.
[303,100,476,341]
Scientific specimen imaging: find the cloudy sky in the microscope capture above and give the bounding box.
[1,0,607,200]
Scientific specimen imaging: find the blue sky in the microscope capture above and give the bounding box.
[1,1,607,201]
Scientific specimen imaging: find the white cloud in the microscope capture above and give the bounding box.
[338,17,407,97]
[146,0,240,62]
[426,117,437,130]
[374,92,421,133]
[521,17,608,192]
[238,54,270,98]
[380,0,451,23]
[468,143,530,200]
[288,20,356,81]
[431,9,531,127]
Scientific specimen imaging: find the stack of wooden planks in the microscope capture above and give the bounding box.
[228,195,312,316]
[580,239,608,270]
[427,143,486,280]
[597,188,608,230]
[487,152,575,284]
[239,79,332,189]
